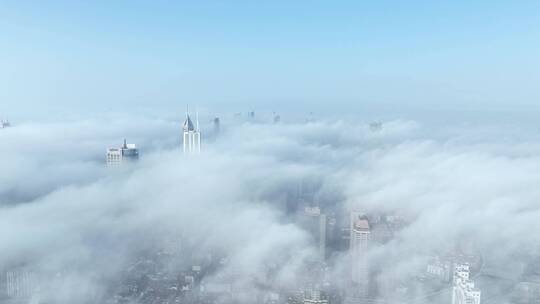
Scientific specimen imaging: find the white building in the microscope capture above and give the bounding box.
[452,263,481,304]
[106,139,139,166]
[350,213,370,296]
[183,111,201,154]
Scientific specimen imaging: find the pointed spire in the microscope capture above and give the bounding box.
[123,138,127,149]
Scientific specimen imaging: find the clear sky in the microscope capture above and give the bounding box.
[1,1,540,119]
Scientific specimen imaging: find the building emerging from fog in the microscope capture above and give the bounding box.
[0,119,10,128]
[302,289,329,304]
[273,113,281,124]
[452,264,481,304]
[350,213,370,296]
[3,270,39,300]
[213,117,220,135]
[301,207,327,260]
[183,111,201,154]
[106,139,139,165]
[369,121,383,132]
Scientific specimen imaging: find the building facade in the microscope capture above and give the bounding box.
[106,139,139,166]
[303,289,329,304]
[452,264,481,304]
[183,112,201,154]
[4,270,39,300]
[302,207,327,260]
[350,213,370,296]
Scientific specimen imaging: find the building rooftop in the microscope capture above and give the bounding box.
[183,115,195,131]
[354,219,370,231]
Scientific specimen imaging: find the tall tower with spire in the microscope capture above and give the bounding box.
[183,109,201,154]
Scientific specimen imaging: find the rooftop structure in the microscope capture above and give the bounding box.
[106,139,139,166]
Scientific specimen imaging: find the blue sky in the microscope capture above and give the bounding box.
[1,1,540,119]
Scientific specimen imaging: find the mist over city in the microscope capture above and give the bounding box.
[2,1,540,304]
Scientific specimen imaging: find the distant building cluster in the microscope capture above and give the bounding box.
[104,109,203,165]
[2,109,495,304]
[102,109,295,164]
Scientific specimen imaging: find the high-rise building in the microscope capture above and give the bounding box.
[213,117,220,135]
[350,213,370,295]
[452,264,481,304]
[4,270,39,299]
[106,139,139,166]
[183,111,201,154]
[369,121,383,132]
[273,113,281,124]
[302,207,327,260]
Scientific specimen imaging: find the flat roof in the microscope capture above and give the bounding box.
[354,219,370,230]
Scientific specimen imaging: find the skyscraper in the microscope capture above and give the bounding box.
[301,207,327,260]
[106,139,139,166]
[183,110,201,154]
[273,113,281,124]
[213,117,220,136]
[350,213,370,295]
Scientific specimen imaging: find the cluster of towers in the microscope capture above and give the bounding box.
[106,139,139,166]
[106,109,201,165]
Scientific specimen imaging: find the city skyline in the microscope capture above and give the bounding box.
[2,2,540,304]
